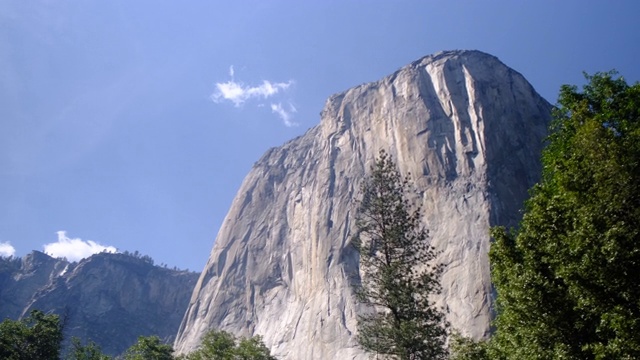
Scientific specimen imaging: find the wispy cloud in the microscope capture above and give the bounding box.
[0,242,15,257]
[211,65,297,126]
[271,103,298,127]
[44,231,117,262]
[212,79,293,107]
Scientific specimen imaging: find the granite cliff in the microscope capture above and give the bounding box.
[174,50,552,359]
[0,251,199,355]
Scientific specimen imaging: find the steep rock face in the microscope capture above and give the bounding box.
[174,50,552,359]
[0,252,199,356]
[0,251,69,320]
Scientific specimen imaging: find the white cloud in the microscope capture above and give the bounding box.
[212,79,293,107]
[44,231,117,262]
[0,242,16,257]
[211,65,298,126]
[270,103,298,127]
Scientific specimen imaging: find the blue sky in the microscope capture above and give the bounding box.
[1,1,639,270]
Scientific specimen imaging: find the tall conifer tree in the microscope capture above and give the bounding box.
[353,150,448,360]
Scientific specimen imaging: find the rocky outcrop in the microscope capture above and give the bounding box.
[174,50,552,359]
[0,251,68,320]
[0,251,199,356]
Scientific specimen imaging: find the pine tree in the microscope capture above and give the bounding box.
[353,150,448,360]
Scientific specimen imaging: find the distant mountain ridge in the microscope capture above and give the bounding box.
[0,251,199,356]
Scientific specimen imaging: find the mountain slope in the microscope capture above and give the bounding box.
[0,251,199,355]
[174,50,552,359]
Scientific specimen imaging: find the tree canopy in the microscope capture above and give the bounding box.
[182,330,275,360]
[353,150,448,359]
[0,310,276,360]
[489,71,640,359]
[0,310,64,360]
[66,337,110,360]
[122,335,174,360]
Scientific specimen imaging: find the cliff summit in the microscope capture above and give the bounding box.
[175,50,552,359]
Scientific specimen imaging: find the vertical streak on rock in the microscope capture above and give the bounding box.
[174,50,552,359]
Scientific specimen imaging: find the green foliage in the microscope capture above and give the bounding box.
[184,330,275,360]
[66,337,111,360]
[352,150,448,359]
[186,330,235,360]
[0,309,64,360]
[234,336,274,360]
[449,333,490,360]
[122,335,174,360]
[490,71,640,359]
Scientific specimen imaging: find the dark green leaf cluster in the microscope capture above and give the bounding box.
[0,309,275,360]
[0,310,64,360]
[353,150,448,359]
[489,71,640,359]
[67,338,111,360]
[181,330,276,360]
[122,335,174,360]
[449,333,490,360]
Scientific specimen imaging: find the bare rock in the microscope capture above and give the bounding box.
[174,50,551,359]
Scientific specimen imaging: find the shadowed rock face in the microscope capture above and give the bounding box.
[174,50,552,359]
[0,251,199,356]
